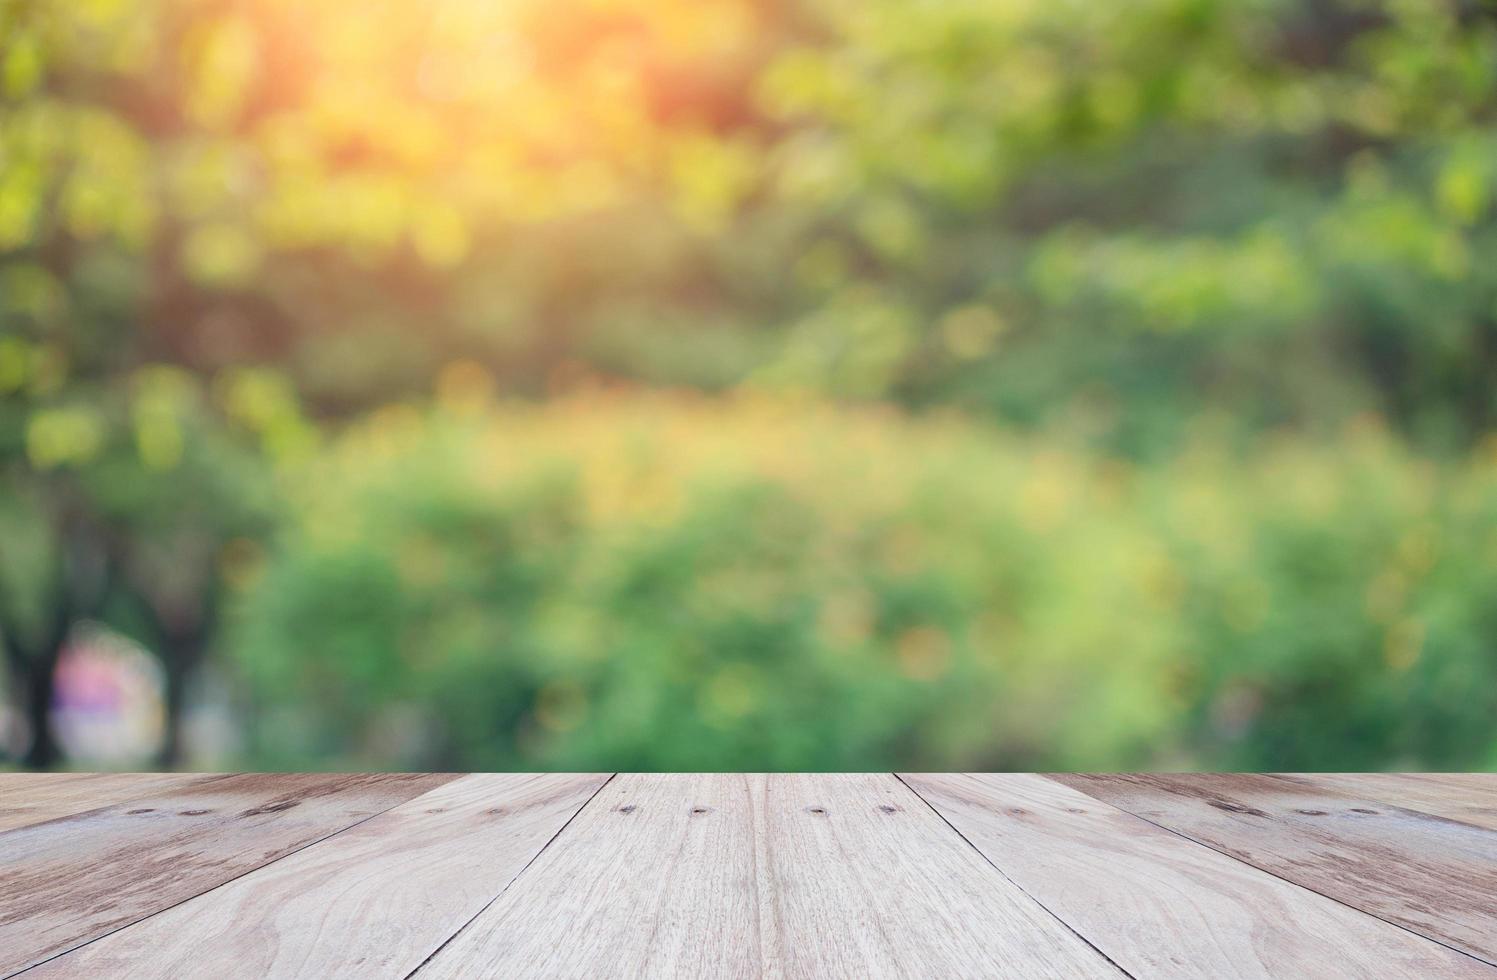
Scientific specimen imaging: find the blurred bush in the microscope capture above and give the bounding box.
[231,391,1497,770]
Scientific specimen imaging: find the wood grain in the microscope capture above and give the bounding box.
[902,772,1494,979]
[415,772,1121,979]
[1272,773,1497,832]
[0,772,454,975]
[0,775,110,827]
[0,773,222,834]
[1057,773,1497,966]
[24,773,607,979]
[0,774,96,793]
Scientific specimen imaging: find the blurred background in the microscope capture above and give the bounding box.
[3,0,1497,773]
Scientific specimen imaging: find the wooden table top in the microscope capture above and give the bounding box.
[1,773,1494,978]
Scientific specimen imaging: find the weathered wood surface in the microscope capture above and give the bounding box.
[1272,772,1497,832]
[419,773,1118,979]
[1056,773,1497,966]
[418,772,772,979]
[25,774,607,979]
[0,773,220,833]
[902,773,1491,979]
[0,772,454,974]
[0,772,1492,979]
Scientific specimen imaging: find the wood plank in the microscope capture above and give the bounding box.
[415,772,1122,979]
[1366,773,1497,792]
[0,774,96,791]
[0,774,110,803]
[23,773,609,979]
[0,772,455,975]
[902,773,1494,979]
[0,775,109,826]
[1272,773,1497,832]
[0,773,223,834]
[1057,773,1497,966]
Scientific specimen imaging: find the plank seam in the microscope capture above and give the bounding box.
[403,771,618,979]
[892,773,1136,980]
[1058,776,1497,971]
[6,774,462,979]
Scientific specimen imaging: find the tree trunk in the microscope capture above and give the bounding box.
[155,643,192,770]
[20,649,62,769]
[144,597,215,770]
[0,490,109,769]
[3,605,72,771]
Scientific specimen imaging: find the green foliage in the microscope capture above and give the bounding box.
[7,0,1497,441]
[231,396,1497,770]
[6,0,1497,769]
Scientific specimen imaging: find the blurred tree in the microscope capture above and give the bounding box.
[88,368,286,766]
[1,4,302,767]
[7,0,1497,441]
[0,362,284,767]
